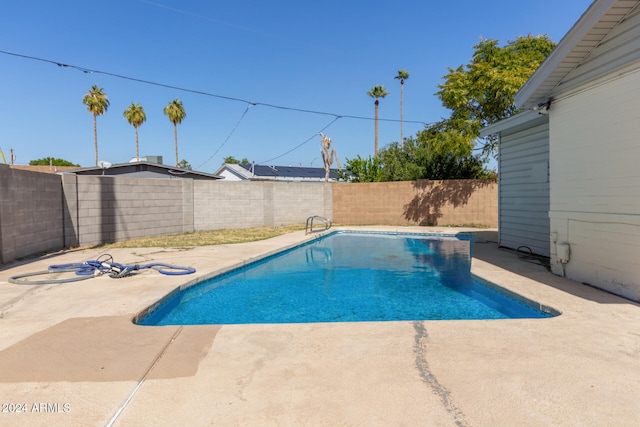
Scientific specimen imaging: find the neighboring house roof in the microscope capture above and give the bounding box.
[9,165,79,174]
[215,163,340,182]
[516,0,640,110]
[62,161,222,180]
[215,163,255,181]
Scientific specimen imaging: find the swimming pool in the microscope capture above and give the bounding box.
[137,231,556,325]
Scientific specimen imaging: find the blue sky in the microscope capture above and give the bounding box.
[1,0,590,173]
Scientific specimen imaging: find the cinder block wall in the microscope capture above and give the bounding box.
[0,165,64,263]
[195,181,268,229]
[1,170,497,265]
[332,180,497,227]
[272,182,332,226]
[66,175,192,246]
[193,181,332,230]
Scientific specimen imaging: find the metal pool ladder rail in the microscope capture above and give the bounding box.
[305,215,332,234]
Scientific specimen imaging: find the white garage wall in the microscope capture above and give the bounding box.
[498,118,550,256]
[549,68,640,301]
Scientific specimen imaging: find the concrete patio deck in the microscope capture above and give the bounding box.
[0,227,639,426]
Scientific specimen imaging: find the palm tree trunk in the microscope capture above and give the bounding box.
[374,99,379,156]
[135,127,139,160]
[174,123,179,167]
[93,114,98,166]
[400,80,404,148]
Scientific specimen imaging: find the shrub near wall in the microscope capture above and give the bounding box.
[331,179,497,227]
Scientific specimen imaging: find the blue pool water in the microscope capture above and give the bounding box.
[137,232,554,326]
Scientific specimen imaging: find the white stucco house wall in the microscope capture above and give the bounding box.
[481,0,640,301]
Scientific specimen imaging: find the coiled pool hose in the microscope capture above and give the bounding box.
[8,253,196,285]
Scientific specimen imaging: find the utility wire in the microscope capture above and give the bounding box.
[0,49,428,125]
[1,49,431,168]
[137,0,334,53]
[196,103,254,170]
[258,116,342,165]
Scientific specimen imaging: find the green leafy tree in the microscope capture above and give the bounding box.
[123,103,146,160]
[437,35,555,159]
[345,35,553,181]
[377,138,423,182]
[177,159,192,170]
[367,85,389,156]
[164,98,187,167]
[394,70,409,146]
[223,156,250,165]
[82,85,110,166]
[29,157,80,167]
[346,122,493,182]
[338,155,381,183]
[413,122,492,180]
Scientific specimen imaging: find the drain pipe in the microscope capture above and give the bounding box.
[556,242,570,277]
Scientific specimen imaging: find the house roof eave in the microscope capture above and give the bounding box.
[480,110,548,137]
[63,161,223,179]
[515,0,623,110]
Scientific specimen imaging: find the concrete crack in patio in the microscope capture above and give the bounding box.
[413,321,468,427]
[0,283,54,319]
[105,326,184,427]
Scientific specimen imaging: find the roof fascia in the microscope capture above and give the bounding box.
[515,0,615,109]
[479,110,547,137]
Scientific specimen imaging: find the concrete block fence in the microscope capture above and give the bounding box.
[61,174,192,247]
[0,165,497,264]
[332,179,498,227]
[0,165,64,263]
[193,181,332,231]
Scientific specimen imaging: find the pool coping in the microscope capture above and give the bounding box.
[133,229,560,325]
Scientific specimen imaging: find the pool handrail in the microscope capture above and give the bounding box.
[305,215,332,234]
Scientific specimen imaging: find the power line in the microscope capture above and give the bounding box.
[258,116,342,165]
[196,103,254,170]
[1,48,431,168]
[0,49,428,125]
[137,0,334,53]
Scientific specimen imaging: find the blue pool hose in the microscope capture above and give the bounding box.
[8,254,196,285]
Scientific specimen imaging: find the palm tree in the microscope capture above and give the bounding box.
[394,70,409,147]
[123,103,147,160]
[367,85,389,156]
[82,85,110,166]
[163,98,187,167]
